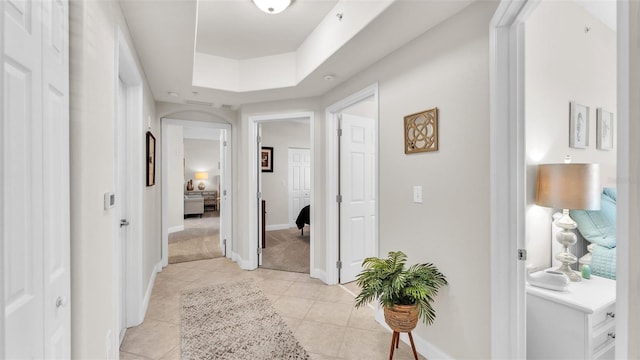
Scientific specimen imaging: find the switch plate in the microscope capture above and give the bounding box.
[413,186,422,203]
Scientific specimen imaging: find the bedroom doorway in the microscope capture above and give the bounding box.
[248,112,314,273]
[258,119,311,273]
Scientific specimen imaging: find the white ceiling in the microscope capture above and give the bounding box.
[119,0,474,109]
[574,0,616,31]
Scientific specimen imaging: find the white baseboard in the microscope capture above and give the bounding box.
[168,225,184,234]
[230,250,255,270]
[266,224,291,231]
[139,261,161,323]
[311,268,328,284]
[374,308,452,359]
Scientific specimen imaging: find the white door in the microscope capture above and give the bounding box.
[116,78,129,344]
[289,148,311,227]
[339,114,376,284]
[3,0,70,357]
[257,125,263,265]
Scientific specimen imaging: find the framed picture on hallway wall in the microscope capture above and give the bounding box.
[261,146,273,172]
[596,108,614,150]
[569,101,589,149]
[146,131,156,186]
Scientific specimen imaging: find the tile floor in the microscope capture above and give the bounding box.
[119,257,425,360]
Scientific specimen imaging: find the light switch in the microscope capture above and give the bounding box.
[413,186,422,204]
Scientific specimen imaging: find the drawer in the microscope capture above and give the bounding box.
[592,303,616,328]
[592,322,615,354]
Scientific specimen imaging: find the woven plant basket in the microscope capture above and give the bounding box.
[383,304,419,332]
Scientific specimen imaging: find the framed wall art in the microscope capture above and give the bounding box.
[596,108,614,150]
[569,101,589,149]
[146,131,156,186]
[261,146,273,172]
[404,107,438,154]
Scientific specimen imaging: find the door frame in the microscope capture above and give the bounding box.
[1,0,6,354]
[160,118,233,267]
[115,28,145,328]
[247,112,314,271]
[490,1,635,357]
[325,83,379,285]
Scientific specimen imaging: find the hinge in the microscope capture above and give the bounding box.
[337,128,343,137]
[223,238,227,246]
[336,194,342,203]
[257,192,262,199]
[336,260,342,269]
[257,247,262,255]
[257,135,262,143]
[518,249,527,261]
[223,190,227,196]
[223,141,227,146]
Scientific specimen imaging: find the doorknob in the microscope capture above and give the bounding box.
[56,296,68,308]
[120,219,130,227]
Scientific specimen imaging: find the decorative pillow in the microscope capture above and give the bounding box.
[603,187,617,202]
[570,193,616,249]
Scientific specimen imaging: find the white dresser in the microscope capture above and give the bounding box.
[527,274,616,359]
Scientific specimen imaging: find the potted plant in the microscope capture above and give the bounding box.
[354,251,448,332]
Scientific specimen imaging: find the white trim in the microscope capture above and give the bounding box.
[161,118,233,267]
[310,268,327,283]
[247,112,315,273]
[324,83,379,285]
[0,0,6,354]
[115,27,145,330]
[373,309,452,359]
[265,224,291,231]
[489,1,541,358]
[140,261,161,322]
[168,225,184,234]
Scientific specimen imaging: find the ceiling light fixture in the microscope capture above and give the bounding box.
[253,0,291,14]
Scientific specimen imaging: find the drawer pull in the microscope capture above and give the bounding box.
[608,333,616,340]
[607,312,616,319]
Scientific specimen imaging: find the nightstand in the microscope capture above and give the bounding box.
[526,274,616,359]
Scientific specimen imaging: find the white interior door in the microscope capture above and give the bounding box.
[3,0,70,357]
[116,78,129,344]
[257,125,263,265]
[339,114,376,284]
[289,148,311,227]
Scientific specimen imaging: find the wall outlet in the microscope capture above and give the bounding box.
[413,186,422,204]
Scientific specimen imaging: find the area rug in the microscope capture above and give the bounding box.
[169,211,223,264]
[261,225,310,273]
[181,281,310,360]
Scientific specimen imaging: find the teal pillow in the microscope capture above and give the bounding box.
[603,187,616,202]
[570,193,616,248]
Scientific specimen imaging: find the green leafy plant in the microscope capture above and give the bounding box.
[354,251,448,325]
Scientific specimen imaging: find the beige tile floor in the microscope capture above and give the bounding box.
[119,257,425,360]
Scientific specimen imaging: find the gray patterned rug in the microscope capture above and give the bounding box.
[181,281,309,360]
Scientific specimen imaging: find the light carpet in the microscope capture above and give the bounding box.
[181,281,310,360]
[169,211,222,264]
[261,226,310,274]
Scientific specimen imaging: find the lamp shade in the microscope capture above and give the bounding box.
[195,172,209,180]
[535,163,601,210]
[253,0,291,14]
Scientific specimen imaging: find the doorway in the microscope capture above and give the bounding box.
[247,113,314,273]
[161,119,233,268]
[325,84,379,285]
[259,121,311,273]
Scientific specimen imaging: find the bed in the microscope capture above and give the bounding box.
[570,187,617,279]
[295,205,310,235]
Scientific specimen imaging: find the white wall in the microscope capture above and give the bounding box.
[69,0,159,357]
[524,1,617,270]
[261,121,310,227]
[167,125,184,231]
[322,2,496,357]
[184,139,220,192]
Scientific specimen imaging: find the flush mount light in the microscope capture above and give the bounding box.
[168,91,179,97]
[253,0,291,14]
[323,74,336,81]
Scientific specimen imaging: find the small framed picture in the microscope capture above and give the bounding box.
[596,108,614,150]
[261,146,273,172]
[569,101,589,149]
[146,131,156,186]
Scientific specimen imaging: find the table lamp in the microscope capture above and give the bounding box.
[195,172,209,190]
[535,163,600,281]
